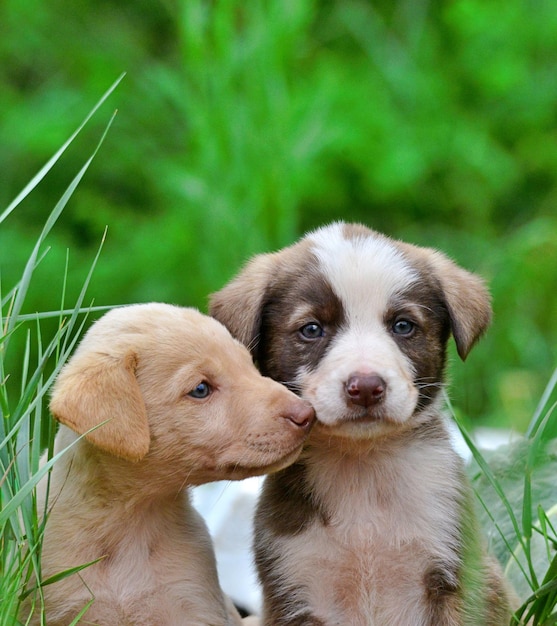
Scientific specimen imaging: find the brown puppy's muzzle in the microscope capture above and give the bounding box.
[345,373,386,408]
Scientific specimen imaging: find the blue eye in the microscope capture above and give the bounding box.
[300,322,325,340]
[188,382,212,399]
[392,319,415,336]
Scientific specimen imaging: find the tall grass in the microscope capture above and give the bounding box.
[0,78,121,625]
[459,368,557,624]
[1,72,555,624]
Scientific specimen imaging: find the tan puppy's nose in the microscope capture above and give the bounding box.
[283,402,315,430]
[345,373,386,408]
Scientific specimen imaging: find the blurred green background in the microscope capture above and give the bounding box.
[1,0,555,431]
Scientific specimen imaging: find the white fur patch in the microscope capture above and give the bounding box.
[308,223,418,326]
[302,224,420,431]
[269,428,463,625]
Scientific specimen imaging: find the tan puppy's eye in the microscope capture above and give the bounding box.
[187,381,212,399]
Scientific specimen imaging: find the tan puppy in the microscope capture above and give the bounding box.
[26,303,313,626]
[211,223,515,626]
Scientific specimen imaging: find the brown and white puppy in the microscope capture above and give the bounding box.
[27,303,313,626]
[210,222,514,626]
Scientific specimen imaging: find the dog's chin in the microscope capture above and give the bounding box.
[220,445,305,481]
[313,405,416,440]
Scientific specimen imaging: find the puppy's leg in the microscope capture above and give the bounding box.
[423,558,513,626]
[259,579,326,626]
[482,559,519,626]
[423,561,462,626]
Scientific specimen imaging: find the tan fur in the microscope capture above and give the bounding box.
[24,303,313,626]
[51,350,150,461]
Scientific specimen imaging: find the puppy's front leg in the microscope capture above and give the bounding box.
[423,559,514,626]
[422,563,462,626]
[261,592,326,626]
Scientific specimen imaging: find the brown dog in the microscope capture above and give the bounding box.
[211,222,515,626]
[26,303,313,626]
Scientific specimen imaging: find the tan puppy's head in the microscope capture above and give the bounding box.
[50,303,314,485]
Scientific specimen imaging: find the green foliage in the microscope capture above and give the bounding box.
[0,1,555,425]
[0,84,118,625]
[463,368,557,624]
[0,0,557,430]
[0,44,555,623]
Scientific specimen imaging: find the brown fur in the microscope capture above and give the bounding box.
[24,303,313,626]
[210,222,514,626]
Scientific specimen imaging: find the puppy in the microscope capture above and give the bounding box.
[27,303,313,626]
[210,222,514,625]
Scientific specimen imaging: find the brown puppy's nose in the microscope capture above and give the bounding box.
[283,402,315,431]
[345,373,386,408]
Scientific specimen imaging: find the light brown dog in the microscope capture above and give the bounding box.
[211,222,515,626]
[26,303,313,626]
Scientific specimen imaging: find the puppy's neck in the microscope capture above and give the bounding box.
[300,412,462,542]
[51,427,194,510]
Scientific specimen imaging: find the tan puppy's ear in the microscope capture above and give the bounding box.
[50,351,150,462]
[209,252,278,354]
[428,250,492,361]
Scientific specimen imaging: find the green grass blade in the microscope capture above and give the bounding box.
[1,248,51,312]
[457,422,527,553]
[527,367,557,440]
[3,112,118,353]
[20,557,104,601]
[60,227,108,357]
[0,430,87,523]
[0,73,125,226]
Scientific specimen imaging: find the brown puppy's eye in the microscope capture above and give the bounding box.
[188,381,212,399]
[392,319,415,336]
[300,322,324,340]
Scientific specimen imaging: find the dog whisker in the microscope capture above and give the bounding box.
[416,382,444,390]
[247,335,260,355]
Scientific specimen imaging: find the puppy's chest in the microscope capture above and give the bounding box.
[306,443,461,542]
[282,525,445,626]
[303,463,458,559]
[274,447,462,624]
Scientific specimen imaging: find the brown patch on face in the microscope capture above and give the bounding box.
[256,254,345,391]
[210,238,318,358]
[340,221,387,243]
[397,240,492,361]
[385,274,452,411]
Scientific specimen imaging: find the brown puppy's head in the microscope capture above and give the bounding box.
[210,222,491,440]
[50,303,314,485]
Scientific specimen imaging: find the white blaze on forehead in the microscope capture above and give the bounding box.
[307,224,418,324]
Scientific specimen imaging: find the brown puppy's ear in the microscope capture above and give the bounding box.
[209,252,278,354]
[50,351,150,462]
[427,250,492,361]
